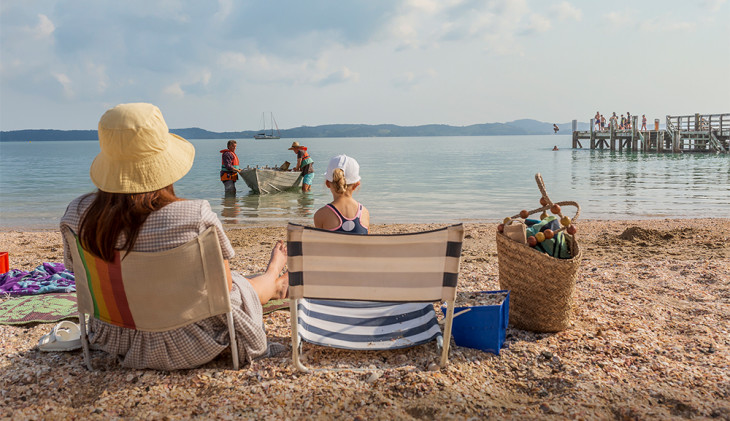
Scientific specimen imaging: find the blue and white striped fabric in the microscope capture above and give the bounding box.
[297,299,441,350]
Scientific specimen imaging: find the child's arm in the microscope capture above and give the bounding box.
[360,205,370,230]
[313,207,328,229]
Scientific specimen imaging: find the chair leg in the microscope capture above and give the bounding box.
[227,312,239,370]
[289,299,309,372]
[78,314,93,371]
[440,300,455,367]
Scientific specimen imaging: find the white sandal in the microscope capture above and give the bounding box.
[37,320,82,352]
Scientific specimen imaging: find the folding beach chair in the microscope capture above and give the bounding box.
[286,223,465,372]
[62,226,239,370]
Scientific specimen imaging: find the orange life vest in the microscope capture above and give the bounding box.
[220,149,240,181]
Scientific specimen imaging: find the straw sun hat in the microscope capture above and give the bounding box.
[90,103,195,194]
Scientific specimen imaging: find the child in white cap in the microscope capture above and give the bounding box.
[314,154,370,233]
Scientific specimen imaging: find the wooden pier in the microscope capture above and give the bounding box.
[572,113,729,153]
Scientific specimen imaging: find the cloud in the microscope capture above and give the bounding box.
[215,2,395,58]
[213,0,234,21]
[34,14,55,38]
[393,71,417,89]
[606,10,636,28]
[218,52,247,69]
[387,0,559,55]
[165,69,214,97]
[392,68,436,90]
[607,9,696,33]
[519,13,552,35]
[642,18,697,32]
[85,61,108,93]
[163,83,185,98]
[699,0,727,11]
[550,2,582,21]
[52,73,73,98]
[316,67,360,86]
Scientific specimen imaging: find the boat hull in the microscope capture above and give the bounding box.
[240,168,302,194]
[253,135,280,139]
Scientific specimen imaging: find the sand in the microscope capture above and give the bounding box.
[1,218,728,420]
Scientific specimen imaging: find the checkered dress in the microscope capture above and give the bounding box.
[61,195,271,370]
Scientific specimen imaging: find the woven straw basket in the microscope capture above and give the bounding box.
[497,174,582,333]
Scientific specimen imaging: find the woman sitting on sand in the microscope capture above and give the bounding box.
[59,103,288,370]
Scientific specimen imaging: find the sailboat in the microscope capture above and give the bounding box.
[253,112,282,139]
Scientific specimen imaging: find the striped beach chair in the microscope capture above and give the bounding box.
[63,226,239,370]
[286,223,465,371]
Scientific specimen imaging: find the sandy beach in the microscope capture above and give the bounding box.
[1,218,728,419]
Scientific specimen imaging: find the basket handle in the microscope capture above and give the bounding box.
[507,173,580,234]
[535,173,580,221]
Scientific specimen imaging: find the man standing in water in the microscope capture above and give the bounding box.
[289,141,314,192]
[220,140,242,195]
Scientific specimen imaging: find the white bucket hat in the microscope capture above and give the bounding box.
[324,154,361,184]
[90,103,195,193]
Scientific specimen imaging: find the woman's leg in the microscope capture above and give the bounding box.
[246,240,289,305]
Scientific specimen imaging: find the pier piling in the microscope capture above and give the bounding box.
[572,113,728,153]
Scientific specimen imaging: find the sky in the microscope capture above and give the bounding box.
[1,0,728,132]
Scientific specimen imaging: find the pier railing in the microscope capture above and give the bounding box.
[666,113,729,153]
[573,112,728,153]
[666,113,729,133]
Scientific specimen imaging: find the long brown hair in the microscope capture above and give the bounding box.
[79,185,180,262]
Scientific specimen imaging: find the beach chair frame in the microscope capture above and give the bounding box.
[286,223,464,372]
[63,226,239,370]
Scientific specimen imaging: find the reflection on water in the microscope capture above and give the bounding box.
[220,191,317,225]
[1,136,729,229]
[574,150,729,218]
[220,195,242,224]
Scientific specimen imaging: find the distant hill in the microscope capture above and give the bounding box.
[0,119,589,142]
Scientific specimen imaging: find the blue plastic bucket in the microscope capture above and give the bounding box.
[444,290,509,355]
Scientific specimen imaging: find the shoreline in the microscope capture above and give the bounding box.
[0,215,721,234]
[1,219,729,419]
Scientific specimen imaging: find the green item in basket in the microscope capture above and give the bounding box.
[526,216,571,259]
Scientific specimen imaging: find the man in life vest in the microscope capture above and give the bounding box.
[220,140,242,195]
[288,141,314,192]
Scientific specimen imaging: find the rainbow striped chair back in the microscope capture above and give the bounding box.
[286,223,464,372]
[63,226,239,370]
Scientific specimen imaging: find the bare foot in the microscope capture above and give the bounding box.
[276,272,289,299]
[267,240,287,275]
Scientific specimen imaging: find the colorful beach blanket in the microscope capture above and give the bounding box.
[0,263,75,296]
[263,299,290,315]
[0,293,78,325]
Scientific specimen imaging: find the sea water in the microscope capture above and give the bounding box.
[0,136,728,229]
